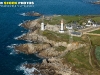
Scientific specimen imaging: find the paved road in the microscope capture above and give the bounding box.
[84,33,100,36]
[79,26,100,33]
[78,26,100,36]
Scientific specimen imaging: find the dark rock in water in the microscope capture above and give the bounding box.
[21,11,42,17]
[91,1,100,4]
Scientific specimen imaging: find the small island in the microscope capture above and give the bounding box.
[15,15,100,75]
[20,11,42,17]
[91,0,100,4]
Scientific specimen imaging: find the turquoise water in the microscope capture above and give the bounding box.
[0,0,100,75]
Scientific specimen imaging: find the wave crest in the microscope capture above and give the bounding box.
[16,62,41,75]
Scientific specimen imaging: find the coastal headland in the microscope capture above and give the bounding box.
[15,15,100,75]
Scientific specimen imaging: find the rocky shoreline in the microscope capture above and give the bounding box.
[14,16,85,75]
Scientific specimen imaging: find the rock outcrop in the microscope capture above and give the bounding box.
[67,42,86,50]
[21,12,42,17]
[91,1,100,4]
[21,19,40,29]
[15,43,51,54]
[22,58,80,75]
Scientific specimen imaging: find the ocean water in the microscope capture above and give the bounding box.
[0,0,100,75]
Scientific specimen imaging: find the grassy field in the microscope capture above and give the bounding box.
[89,29,100,34]
[95,46,100,62]
[42,30,82,42]
[39,15,100,25]
[89,35,100,45]
[62,34,100,75]
[63,47,92,69]
[63,46,100,75]
[44,15,85,25]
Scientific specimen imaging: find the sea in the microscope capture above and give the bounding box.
[0,0,100,75]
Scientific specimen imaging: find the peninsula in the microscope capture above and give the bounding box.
[15,15,100,75]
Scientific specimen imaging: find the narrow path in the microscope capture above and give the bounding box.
[78,26,100,33]
[87,35,100,68]
[78,26,100,36]
[84,33,100,36]
[86,36,94,68]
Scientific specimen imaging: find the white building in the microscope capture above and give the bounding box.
[66,25,73,30]
[86,19,97,27]
[93,24,97,27]
[86,19,93,26]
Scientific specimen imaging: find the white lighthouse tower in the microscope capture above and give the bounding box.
[41,16,45,31]
[59,19,64,33]
[41,22,45,31]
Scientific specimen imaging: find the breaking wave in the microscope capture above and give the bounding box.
[14,33,26,40]
[18,23,23,26]
[7,44,18,55]
[16,62,41,75]
[20,13,26,16]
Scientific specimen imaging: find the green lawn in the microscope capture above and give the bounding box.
[63,46,100,75]
[89,29,100,34]
[63,47,92,69]
[42,30,81,42]
[92,16,100,22]
[43,15,85,25]
[39,15,100,25]
[89,35,100,45]
[95,46,100,61]
[55,46,66,52]
[62,34,100,75]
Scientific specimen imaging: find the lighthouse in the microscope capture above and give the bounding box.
[41,15,45,31]
[41,22,45,31]
[59,19,64,33]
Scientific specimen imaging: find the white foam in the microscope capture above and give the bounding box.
[20,13,26,16]
[7,44,18,55]
[17,62,41,75]
[26,40,32,43]
[10,49,17,55]
[14,33,26,40]
[14,36,22,40]
[7,45,14,49]
[22,33,26,36]
[12,44,17,46]
[21,31,24,32]
[7,44,17,49]
[18,23,23,26]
